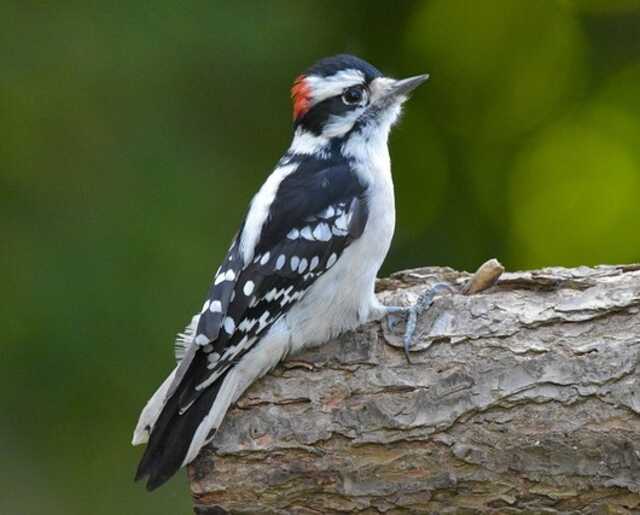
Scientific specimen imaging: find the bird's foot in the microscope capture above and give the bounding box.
[384,282,454,364]
[384,306,410,331]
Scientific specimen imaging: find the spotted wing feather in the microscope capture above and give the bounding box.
[196,237,244,342]
[136,163,367,490]
[182,195,366,403]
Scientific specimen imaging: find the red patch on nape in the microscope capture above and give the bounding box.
[291,75,312,121]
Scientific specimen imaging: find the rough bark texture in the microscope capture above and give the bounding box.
[189,265,640,514]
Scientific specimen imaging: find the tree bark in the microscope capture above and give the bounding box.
[189,264,640,514]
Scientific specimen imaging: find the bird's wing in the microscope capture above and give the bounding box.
[165,232,244,400]
[174,161,368,409]
[135,161,369,489]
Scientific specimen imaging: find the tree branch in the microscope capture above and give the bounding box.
[189,264,640,514]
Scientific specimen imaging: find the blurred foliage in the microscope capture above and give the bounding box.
[2,1,639,514]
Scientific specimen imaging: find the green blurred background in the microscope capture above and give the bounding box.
[2,1,640,513]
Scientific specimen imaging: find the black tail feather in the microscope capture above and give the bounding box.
[135,354,228,491]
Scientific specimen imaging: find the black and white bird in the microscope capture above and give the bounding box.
[133,54,429,490]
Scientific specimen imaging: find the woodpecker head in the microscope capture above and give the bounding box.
[290,54,428,150]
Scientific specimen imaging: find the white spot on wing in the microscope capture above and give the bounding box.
[195,334,209,346]
[300,226,313,240]
[291,256,300,271]
[276,254,286,270]
[332,225,348,236]
[327,253,337,268]
[310,256,319,271]
[298,258,308,273]
[243,280,255,296]
[209,300,222,313]
[265,288,277,302]
[287,228,299,240]
[335,213,348,231]
[225,269,236,281]
[206,352,222,369]
[223,317,236,335]
[257,311,271,332]
[260,252,270,265]
[238,318,252,332]
[313,222,332,241]
[201,299,210,313]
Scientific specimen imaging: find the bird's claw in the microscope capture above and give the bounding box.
[385,282,454,364]
[384,306,409,331]
[386,314,404,331]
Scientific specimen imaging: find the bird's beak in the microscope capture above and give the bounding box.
[382,74,429,101]
[362,73,429,125]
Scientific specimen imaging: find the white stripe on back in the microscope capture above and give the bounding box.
[239,162,298,264]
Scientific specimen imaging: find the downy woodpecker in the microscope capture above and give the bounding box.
[133,54,429,490]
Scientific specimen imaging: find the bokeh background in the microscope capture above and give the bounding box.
[3,1,640,513]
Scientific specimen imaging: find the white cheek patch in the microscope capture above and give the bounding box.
[305,69,366,106]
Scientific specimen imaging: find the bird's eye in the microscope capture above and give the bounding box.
[342,85,366,106]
